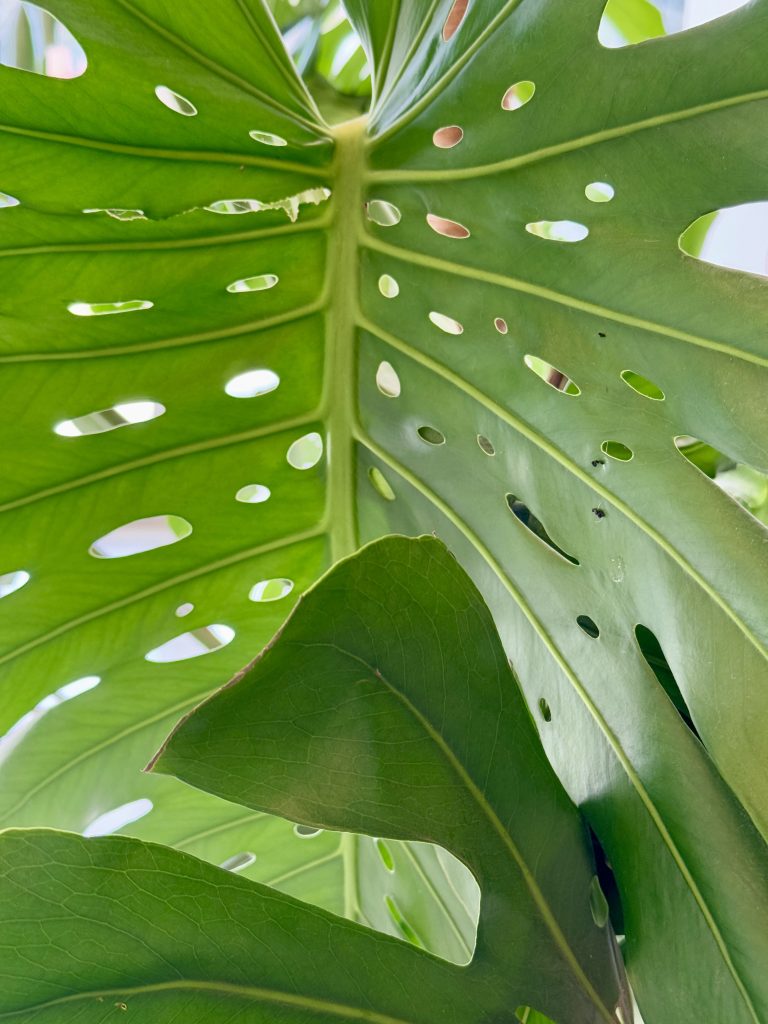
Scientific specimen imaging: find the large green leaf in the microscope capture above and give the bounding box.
[0,1,766,1021]
[0,536,623,1023]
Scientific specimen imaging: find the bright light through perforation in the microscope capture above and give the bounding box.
[83,798,153,838]
[0,570,30,599]
[225,369,280,398]
[54,401,165,437]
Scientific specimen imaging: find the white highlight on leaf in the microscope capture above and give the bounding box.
[83,798,153,837]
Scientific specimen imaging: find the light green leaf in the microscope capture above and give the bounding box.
[0,2,767,1021]
[0,535,623,1023]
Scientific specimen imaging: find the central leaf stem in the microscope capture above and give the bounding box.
[324,115,368,564]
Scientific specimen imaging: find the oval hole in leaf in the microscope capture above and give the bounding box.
[585,181,615,203]
[226,273,279,294]
[501,80,535,110]
[89,514,192,559]
[429,311,463,335]
[526,220,589,243]
[0,3,86,78]
[538,698,552,722]
[432,125,464,148]
[494,317,508,334]
[375,838,395,872]
[0,192,20,209]
[369,466,396,501]
[67,300,153,316]
[366,200,401,226]
[235,484,271,504]
[680,202,768,278]
[287,431,323,469]
[175,602,194,618]
[294,824,322,838]
[220,852,257,872]
[417,425,446,446]
[577,615,600,638]
[620,369,665,400]
[145,624,235,663]
[426,213,470,239]
[601,440,633,462]
[376,360,401,397]
[249,130,288,147]
[154,85,197,116]
[506,494,579,564]
[225,368,280,398]
[442,0,470,41]
[378,274,400,298]
[54,400,165,437]
[83,798,153,837]
[385,895,424,947]
[83,207,145,221]
[477,434,495,456]
[0,674,100,760]
[524,355,581,395]
[635,624,700,738]
[0,570,30,599]
[249,578,293,603]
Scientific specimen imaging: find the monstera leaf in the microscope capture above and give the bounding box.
[0,537,625,1023]
[0,1,766,1021]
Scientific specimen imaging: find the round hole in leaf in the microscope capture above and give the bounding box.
[621,369,665,401]
[494,317,508,334]
[426,213,470,239]
[249,578,294,603]
[429,311,463,335]
[538,698,552,722]
[175,602,194,618]
[225,369,280,398]
[249,130,287,147]
[501,80,535,110]
[378,274,400,298]
[0,570,31,600]
[155,85,197,116]
[376,360,401,397]
[235,484,271,504]
[366,200,401,226]
[417,425,446,446]
[226,273,279,294]
[576,615,600,638]
[585,181,615,203]
[369,467,396,501]
[477,434,495,456]
[601,440,633,462]
[432,125,464,148]
[287,431,323,470]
